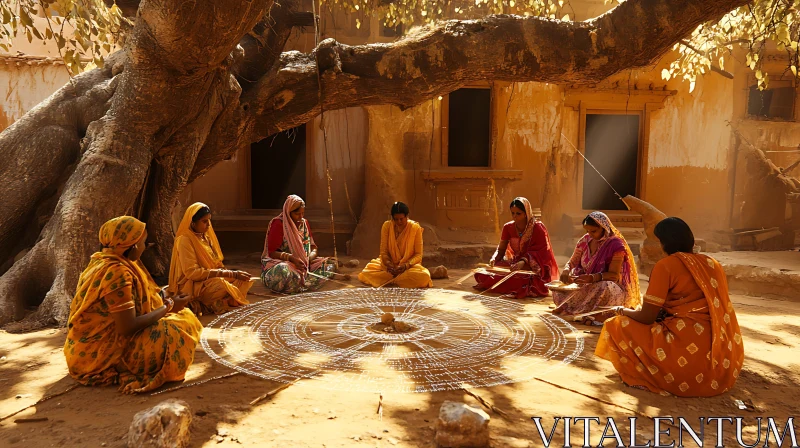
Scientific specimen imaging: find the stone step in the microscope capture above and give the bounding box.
[423,244,497,269]
[212,209,356,234]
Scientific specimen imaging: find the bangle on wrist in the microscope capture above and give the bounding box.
[164,298,174,313]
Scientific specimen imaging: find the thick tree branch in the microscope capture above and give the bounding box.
[189,0,751,174]
[233,0,309,88]
[191,0,310,181]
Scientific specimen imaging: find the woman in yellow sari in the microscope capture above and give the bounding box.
[595,218,744,397]
[358,202,432,288]
[64,216,202,394]
[169,203,253,315]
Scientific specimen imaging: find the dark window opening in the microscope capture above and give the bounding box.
[581,114,640,211]
[747,85,795,120]
[448,88,491,167]
[251,125,306,209]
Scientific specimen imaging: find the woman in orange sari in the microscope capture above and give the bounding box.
[595,218,744,397]
[169,203,253,315]
[358,202,432,288]
[64,216,202,394]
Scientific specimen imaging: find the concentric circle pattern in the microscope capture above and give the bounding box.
[202,288,584,393]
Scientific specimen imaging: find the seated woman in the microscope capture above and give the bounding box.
[596,218,744,397]
[169,203,253,315]
[358,202,432,288]
[64,216,203,394]
[473,197,559,298]
[553,211,641,321]
[261,195,347,294]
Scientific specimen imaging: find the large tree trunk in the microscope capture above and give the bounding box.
[0,0,750,327]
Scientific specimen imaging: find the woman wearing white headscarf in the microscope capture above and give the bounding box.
[261,195,348,293]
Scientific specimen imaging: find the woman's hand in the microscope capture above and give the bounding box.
[573,274,595,284]
[308,250,318,262]
[510,261,525,272]
[488,259,496,268]
[232,270,251,282]
[559,270,572,283]
[395,264,408,275]
[171,294,191,313]
[289,255,307,271]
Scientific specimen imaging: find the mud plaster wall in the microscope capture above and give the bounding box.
[0,63,70,132]
[349,83,584,256]
[184,108,368,220]
[352,53,775,252]
[645,71,734,236]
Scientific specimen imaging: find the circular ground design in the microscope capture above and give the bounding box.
[201,288,584,393]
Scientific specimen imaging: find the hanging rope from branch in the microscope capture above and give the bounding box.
[312,0,339,263]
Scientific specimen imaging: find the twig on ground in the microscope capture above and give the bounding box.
[14,417,48,423]
[151,372,241,396]
[532,377,676,427]
[250,378,301,406]
[0,383,79,422]
[460,388,510,420]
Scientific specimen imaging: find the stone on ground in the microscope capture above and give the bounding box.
[431,265,449,279]
[435,401,490,448]
[126,399,192,448]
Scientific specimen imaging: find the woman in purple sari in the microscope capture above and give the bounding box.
[552,211,641,323]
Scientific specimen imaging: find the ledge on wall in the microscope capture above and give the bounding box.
[421,169,523,181]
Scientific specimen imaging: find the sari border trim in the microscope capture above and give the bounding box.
[644,294,666,306]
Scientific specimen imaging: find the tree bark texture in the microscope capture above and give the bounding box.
[0,0,751,327]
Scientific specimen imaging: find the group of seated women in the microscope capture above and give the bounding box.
[64,193,743,398]
[473,197,744,397]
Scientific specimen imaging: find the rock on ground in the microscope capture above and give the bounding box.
[126,399,192,448]
[431,265,449,279]
[435,401,490,448]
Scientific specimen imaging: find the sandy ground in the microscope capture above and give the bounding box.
[1,255,799,447]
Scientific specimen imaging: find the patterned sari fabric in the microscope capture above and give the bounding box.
[261,195,335,294]
[553,211,641,316]
[595,253,744,397]
[64,216,202,394]
[169,202,251,315]
[473,197,559,298]
[358,219,432,288]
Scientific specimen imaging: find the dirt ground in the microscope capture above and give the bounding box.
[1,255,799,447]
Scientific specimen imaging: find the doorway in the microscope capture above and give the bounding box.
[581,113,641,210]
[250,125,306,209]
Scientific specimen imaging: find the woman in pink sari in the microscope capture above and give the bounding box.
[473,197,559,298]
[553,211,641,322]
[261,195,348,294]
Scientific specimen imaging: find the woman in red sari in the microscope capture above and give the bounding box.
[473,197,559,298]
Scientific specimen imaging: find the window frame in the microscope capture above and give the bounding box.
[440,82,496,169]
[564,88,675,209]
[745,74,797,121]
[579,110,645,211]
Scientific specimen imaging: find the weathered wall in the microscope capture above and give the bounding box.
[0,62,71,132]
[644,65,735,237]
[353,48,799,249]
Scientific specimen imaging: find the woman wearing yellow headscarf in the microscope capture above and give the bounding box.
[358,202,432,288]
[169,203,253,315]
[64,216,202,394]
